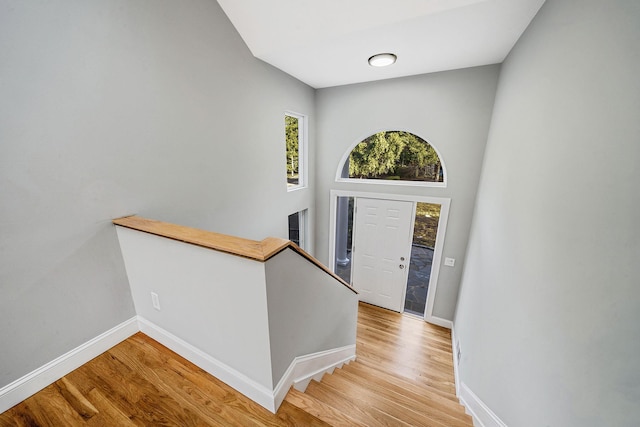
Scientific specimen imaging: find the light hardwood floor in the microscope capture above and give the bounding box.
[0,302,471,426]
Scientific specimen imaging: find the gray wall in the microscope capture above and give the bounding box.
[454,0,640,425]
[0,0,314,389]
[315,66,500,320]
[265,249,358,387]
[116,226,273,389]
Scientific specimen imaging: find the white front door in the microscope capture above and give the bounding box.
[351,198,415,312]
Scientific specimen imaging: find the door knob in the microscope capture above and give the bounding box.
[399,264,405,269]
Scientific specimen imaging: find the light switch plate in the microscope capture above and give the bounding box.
[151,292,161,310]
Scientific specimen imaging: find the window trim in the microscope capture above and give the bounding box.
[285,111,307,191]
[334,129,447,188]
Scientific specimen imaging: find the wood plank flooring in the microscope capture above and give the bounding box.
[284,303,472,426]
[0,302,471,426]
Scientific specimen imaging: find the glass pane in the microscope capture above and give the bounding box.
[334,196,354,283]
[404,202,441,315]
[345,131,443,183]
[285,115,299,187]
[288,212,300,246]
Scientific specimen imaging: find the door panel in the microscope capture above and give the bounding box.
[351,198,414,312]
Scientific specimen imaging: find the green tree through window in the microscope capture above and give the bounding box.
[347,131,443,182]
[285,115,299,186]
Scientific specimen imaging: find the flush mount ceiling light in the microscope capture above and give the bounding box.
[368,53,397,67]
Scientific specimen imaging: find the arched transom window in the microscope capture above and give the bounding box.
[337,131,446,187]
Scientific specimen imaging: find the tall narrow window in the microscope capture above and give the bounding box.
[285,112,305,190]
[333,197,354,284]
[288,209,308,250]
[404,202,442,316]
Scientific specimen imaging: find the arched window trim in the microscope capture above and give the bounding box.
[334,128,448,188]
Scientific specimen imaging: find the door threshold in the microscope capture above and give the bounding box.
[402,311,425,320]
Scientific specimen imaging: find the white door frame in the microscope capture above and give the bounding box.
[329,189,451,327]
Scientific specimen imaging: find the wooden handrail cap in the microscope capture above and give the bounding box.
[112,215,356,293]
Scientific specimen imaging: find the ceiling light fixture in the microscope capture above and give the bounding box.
[368,53,397,67]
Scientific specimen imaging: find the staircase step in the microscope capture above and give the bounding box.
[354,352,457,396]
[322,375,468,427]
[284,387,368,427]
[336,365,470,420]
[305,380,413,426]
[356,326,455,359]
[342,361,460,404]
[357,307,453,346]
[324,370,472,427]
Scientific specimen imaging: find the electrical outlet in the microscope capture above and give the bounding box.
[151,292,161,311]
[444,257,455,267]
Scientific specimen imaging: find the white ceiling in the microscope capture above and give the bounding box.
[216,0,546,89]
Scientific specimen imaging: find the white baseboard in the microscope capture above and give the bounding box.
[137,317,277,412]
[0,316,357,416]
[459,382,508,427]
[139,317,355,413]
[426,314,454,329]
[451,326,461,398]
[0,317,138,414]
[272,345,356,411]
